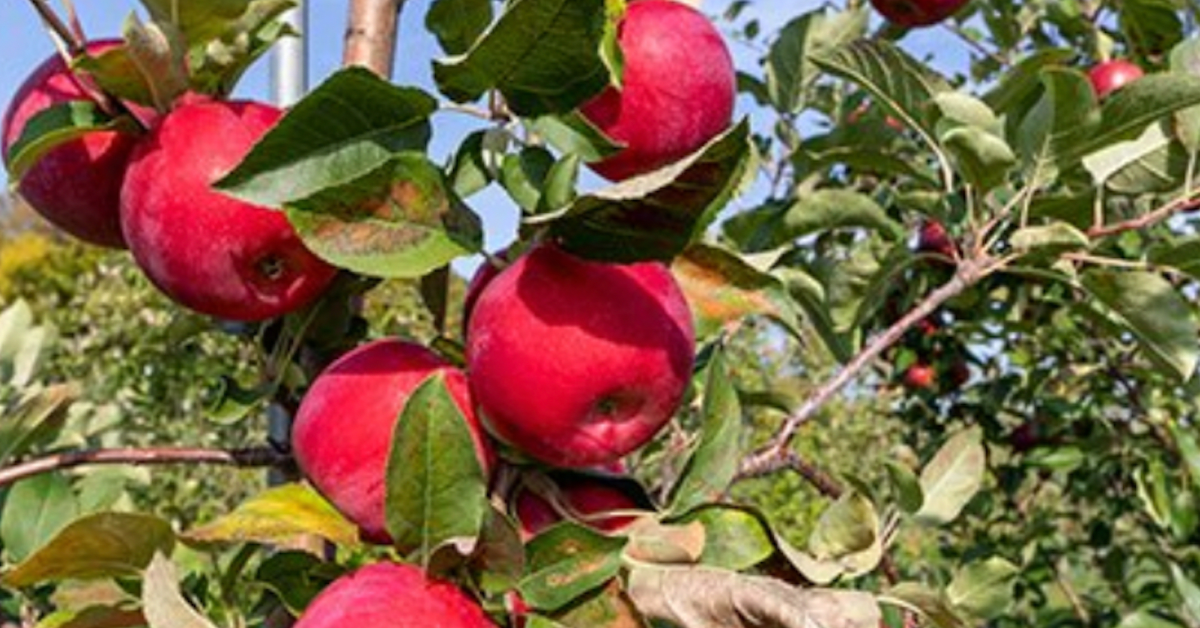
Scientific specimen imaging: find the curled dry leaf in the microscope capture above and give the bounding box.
[627,565,881,628]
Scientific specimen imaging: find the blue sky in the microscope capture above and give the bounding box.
[0,0,972,252]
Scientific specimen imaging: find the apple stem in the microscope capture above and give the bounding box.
[343,0,405,76]
[0,446,289,489]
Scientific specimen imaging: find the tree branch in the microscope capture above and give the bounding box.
[739,255,997,477]
[0,446,290,489]
[343,0,406,76]
[1086,193,1200,239]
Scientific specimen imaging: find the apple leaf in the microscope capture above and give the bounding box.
[215,68,437,208]
[1080,269,1200,381]
[1170,39,1200,152]
[471,507,526,596]
[186,0,297,97]
[766,6,869,114]
[627,565,881,628]
[676,505,775,571]
[142,553,219,628]
[668,346,743,516]
[528,111,623,163]
[542,119,753,262]
[518,522,626,612]
[0,384,76,469]
[1116,611,1187,628]
[1016,68,1098,184]
[4,102,134,179]
[285,153,483,278]
[539,580,642,628]
[0,473,79,564]
[139,0,255,43]
[982,47,1074,115]
[946,557,1019,619]
[1148,236,1200,281]
[916,428,986,526]
[2,513,175,588]
[1066,73,1200,162]
[433,0,609,116]
[74,45,156,107]
[426,0,494,55]
[1170,561,1200,625]
[182,483,360,549]
[670,243,803,340]
[255,551,345,616]
[384,373,489,562]
[882,582,969,628]
[122,13,190,112]
[885,461,924,515]
[1010,221,1090,255]
[779,189,905,241]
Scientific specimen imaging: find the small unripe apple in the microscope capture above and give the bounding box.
[294,562,496,628]
[292,339,494,544]
[514,479,640,540]
[2,40,138,248]
[467,244,695,468]
[917,220,956,258]
[120,97,337,321]
[579,0,735,181]
[903,363,936,390]
[869,0,968,27]
[1088,60,1144,100]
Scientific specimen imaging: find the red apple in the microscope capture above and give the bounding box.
[120,97,337,321]
[294,562,496,628]
[462,250,510,335]
[869,0,968,27]
[579,0,735,181]
[292,339,494,544]
[2,40,139,248]
[466,244,695,468]
[1088,60,1144,100]
[903,363,936,390]
[917,220,956,259]
[946,357,970,388]
[514,478,640,540]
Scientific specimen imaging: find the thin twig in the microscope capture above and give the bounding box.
[738,254,998,477]
[0,446,289,489]
[27,0,84,56]
[1086,193,1200,239]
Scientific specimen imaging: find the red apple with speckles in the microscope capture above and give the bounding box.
[292,339,494,544]
[1088,60,1144,100]
[903,363,936,390]
[120,97,337,321]
[515,478,640,540]
[467,244,695,468]
[869,0,968,27]
[294,562,496,628]
[2,40,141,248]
[579,0,735,181]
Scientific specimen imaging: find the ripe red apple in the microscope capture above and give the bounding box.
[466,244,695,468]
[462,250,510,335]
[917,220,956,259]
[946,357,970,388]
[579,0,735,181]
[903,363,936,390]
[514,478,640,540]
[2,40,139,248]
[869,0,968,27]
[294,562,496,628]
[292,339,494,544]
[1088,60,1144,100]
[120,96,337,321]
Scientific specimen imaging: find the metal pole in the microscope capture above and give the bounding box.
[271,0,308,106]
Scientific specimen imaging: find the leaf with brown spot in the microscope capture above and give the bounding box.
[519,522,627,612]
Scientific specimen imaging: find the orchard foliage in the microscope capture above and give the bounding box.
[2,0,1200,626]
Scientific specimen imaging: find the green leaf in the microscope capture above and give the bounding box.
[426,0,494,55]
[883,583,968,628]
[182,483,360,548]
[1170,38,1200,152]
[472,507,526,595]
[498,147,556,212]
[185,0,297,97]
[205,376,273,425]
[255,551,343,616]
[1016,68,1098,183]
[780,189,905,240]
[946,557,1019,619]
[810,39,951,145]
[74,45,156,107]
[139,0,257,43]
[529,111,623,162]
[1067,74,1200,162]
[1117,611,1186,628]
[885,461,924,515]
[668,347,742,515]
[676,505,774,571]
[0,473,79,563]
[2,513,175,588]
[765,7,869,113]
[433,0,609,116]
[385,373,489,561]
[545,119,753,262]
[121,13,190,112]
[1082,123,1180,192]
[1010,221,1089,254]
[669,243,803,340]
[0,384,76,468]
[982,48,1074,115]
[940,126,1016,192]
[519,522,626,612]
[916,427,986,525]
[808,491,879,560]
[446,131,495,198]
[541,580,642,628]
[285,154,483,278]
[5,102,133,179]
[1168,422,1200,490]
[1080,269,1199,381]
[1120,0,1183,61]
[215,68,437,208]
[142,553,219,628]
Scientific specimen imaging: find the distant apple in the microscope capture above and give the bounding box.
[2,40,139,248]
[579,0,735,181]
[120,96,337,321]
[1088,60,1144,100]
[903,363,936,390]
[869,0,968,27]
[292,339,493,544]
[917,220,956,259]
[467,244,695,468]
[294,562,495,628]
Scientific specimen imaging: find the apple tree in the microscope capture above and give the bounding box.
[2,0,1200,626]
